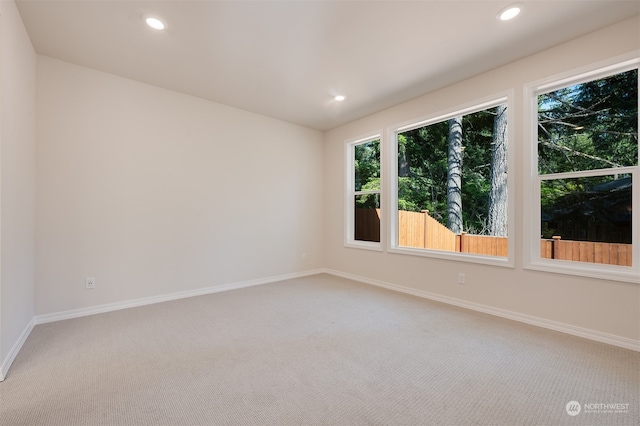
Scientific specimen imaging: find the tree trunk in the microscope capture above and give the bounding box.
[398,143,410,177]
[447,116,463,233]
[488,104,508,236]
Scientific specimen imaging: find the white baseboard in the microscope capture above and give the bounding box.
[0,317,36,381]
[323,269,640,352]
[35,269,324,325]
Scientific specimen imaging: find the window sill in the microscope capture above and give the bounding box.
[388,246,514,268]
[344,241,383,252]
[525,260,640,284]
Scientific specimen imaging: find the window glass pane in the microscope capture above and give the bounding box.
[355,194,380,242]
[396,104,508,257]
[538,69,638,174]
[354,140,380,191]
[541,175,632,266]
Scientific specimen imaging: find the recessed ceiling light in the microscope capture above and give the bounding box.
[145,16,166,30]
[334,95,346,102]
[498,4,522,21]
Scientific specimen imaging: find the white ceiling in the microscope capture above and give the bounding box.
[16,0,640,131]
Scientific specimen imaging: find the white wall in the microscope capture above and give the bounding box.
[0,0,36,376]
[36,56,324,315]
[324,17,640,344]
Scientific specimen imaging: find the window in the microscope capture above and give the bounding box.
[389,97,513,265]
[526,58,639,282]
[345,135,382,249]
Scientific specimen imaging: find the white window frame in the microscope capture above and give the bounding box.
[387,93,515,267]
[523,53,640,284]
[345,132,383,251]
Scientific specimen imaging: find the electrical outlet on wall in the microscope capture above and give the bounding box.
[458,273,466,285]
[86,277,96,289]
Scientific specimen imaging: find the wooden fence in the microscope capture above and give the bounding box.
[354,208,381,242]
[398,210,456,251]
[540,236,632,266]
[356,208,632,265]
[398,210,507,256]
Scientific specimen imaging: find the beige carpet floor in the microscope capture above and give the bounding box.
[1,273,638,425]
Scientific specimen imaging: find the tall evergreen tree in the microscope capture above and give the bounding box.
[447,116,463,233]
[488,104,508,236]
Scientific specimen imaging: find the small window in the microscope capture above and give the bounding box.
[527,59,639,282]
[390,97,512,265]
[345,135,382,249]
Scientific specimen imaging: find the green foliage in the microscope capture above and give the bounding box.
[354,140,380,192]
[357,178,381,209]
[540,179,571,210]
[538,68,638,174]
[354,140,380,209]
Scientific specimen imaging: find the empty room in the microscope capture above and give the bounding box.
[1,1,639,425]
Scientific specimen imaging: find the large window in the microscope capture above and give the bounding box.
[341,57,638,283]
[526,59,639,282]
[345,135,382,249]
[390,97,512,265]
